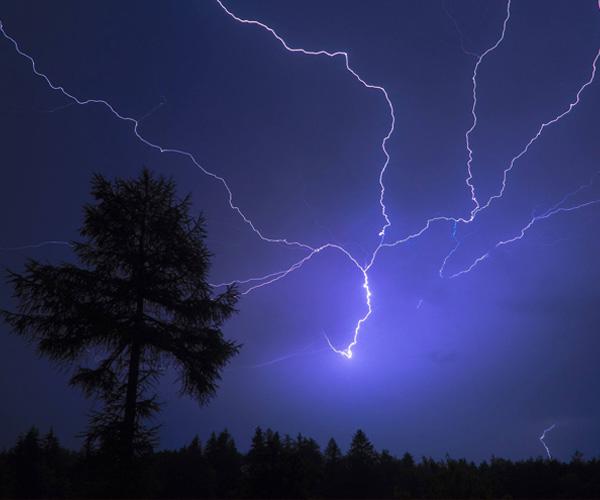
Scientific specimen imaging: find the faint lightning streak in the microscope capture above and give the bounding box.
[448,252,490,279]
[464,0,511,212]
[0,20,312,252]
[238,248,322,295]
[449,181,600,278]
[138,96,166,123]
[43,102,75,113]
[439,221,460,277]
[441,0,484,58]
[250,344,328,369]
[438,240,460,277]
[214,0,395,238]
[540,423,557,459]
[212,242,362,294]
[0,240,73,251]
[211,267,291,289]
[496,199,600,247]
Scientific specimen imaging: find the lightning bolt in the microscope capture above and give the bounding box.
[449,173,600,278]
[386,44,600,280]
[439,221,461,278]
[539,423,557,459]
[213,0,395,239]
[464,0,512,212]
[0,19,312,252]
[0,3,393,360]
[1,1,598,361]
[205,0,401,358]
[209,0,515,359]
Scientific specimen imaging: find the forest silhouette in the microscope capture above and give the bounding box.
[2,170,598,498]
[0,425,599,498]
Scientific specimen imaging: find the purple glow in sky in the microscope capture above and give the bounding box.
[1,0,599,460]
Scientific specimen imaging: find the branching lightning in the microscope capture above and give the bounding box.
[213,0,396,239]
[464,0,512,213]
[540,423,557,459]
[0,19,312,253]
[1,1,599,360]
[450,172,600,278]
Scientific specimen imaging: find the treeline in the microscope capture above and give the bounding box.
[1,426,599,498]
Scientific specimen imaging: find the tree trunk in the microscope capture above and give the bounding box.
[123,339,141,460]
[122,176,148,461]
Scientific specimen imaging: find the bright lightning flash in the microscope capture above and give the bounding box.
[0,2,599,361]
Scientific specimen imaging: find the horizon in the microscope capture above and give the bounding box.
[0,423,581,464]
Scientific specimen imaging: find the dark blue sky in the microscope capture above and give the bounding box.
[1,0,599,461]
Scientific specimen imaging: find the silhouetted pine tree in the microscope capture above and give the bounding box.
[323,437,344,497]
[345,429,378,498]
[288,434,322,498]
[264,429,285,497]
[9,428,44,499]
[2,169,240,471]
[205,430,242,497]
[378,449,398,497]
[396,452,417,498]
[40,429,72,497]
[245,427,290,498]
[244,427,266,497]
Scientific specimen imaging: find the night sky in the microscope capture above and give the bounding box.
[1,0,599,462]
